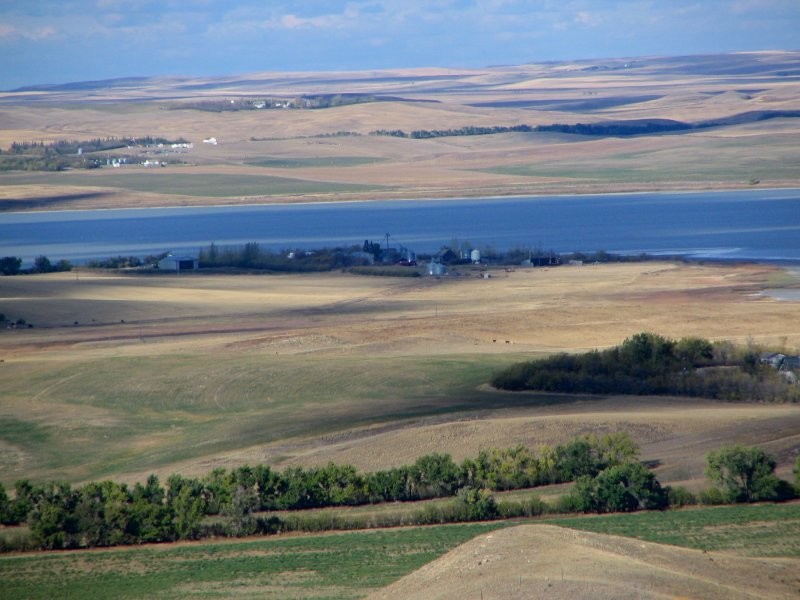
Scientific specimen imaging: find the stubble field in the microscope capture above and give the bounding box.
[2,52,799,211]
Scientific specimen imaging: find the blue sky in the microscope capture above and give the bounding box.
[1,1,798,89]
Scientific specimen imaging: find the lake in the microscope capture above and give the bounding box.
[0,188,798,265]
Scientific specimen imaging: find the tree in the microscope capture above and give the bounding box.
[566,463,667,513]
[595,432,640,468]
[594,463,668,512]
[172,486,205,540]
[0,482,10,525]
[705,445,782,502]
[28,481,78,549]
[410,453,462,499]
[33,255,52,273]
[795,455,800,488]
[554,437,602,480]
[54,259,72,272]
[224,485,259,537]
[675,336,714,369]
[618,332,676,374]
[0,256,21,275]
[10,479,40,524]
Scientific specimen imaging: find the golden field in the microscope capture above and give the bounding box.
[1,52,799,211]
[1,261,799,489]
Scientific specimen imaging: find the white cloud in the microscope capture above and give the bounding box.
[0,22,58,41]
[574,11,601,26]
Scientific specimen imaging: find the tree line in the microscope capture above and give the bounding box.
[491,332,800,402]
[371,125,535,139]
[369,110,800,141]
[2,434,797,551]
[198,242,368,272]
[0,433,639,549]
[0,137,186,171]
[0,255,71,276]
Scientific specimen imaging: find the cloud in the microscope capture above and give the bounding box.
[573,11,602,26]
[0,22,58,41]
[268,8,360,31]
[1,0,799,88]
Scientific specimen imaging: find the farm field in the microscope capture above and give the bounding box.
[1,261,799,488]
[2,504,799,599]
[2,52,800,211]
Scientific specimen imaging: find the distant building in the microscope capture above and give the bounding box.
[428,261,447,276]
[760,352,787,369]
[157,253,198,273]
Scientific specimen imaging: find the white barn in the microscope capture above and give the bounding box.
[157,253,198,273]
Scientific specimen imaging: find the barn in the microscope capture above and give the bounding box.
[157,253,198,273]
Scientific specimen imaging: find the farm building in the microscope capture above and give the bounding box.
[157,253,198,273]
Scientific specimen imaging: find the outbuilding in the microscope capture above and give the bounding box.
[157,253,198,273]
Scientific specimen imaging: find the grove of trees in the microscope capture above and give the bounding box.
[1,434,796,552]
[0,433,642,550]
[0,255,71,275]
[492,332,800,402]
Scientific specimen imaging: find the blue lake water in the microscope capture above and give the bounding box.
[0,188,798,265]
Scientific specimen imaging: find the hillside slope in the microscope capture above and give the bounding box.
[370,524,800,599]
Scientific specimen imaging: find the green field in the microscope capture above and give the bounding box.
[3,504,798,599]
[0,523,506,600]
[549,502,800,557]
[0,171,382,198]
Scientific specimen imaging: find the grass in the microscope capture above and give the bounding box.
[246,157,383,168]
[0,522,506,600]
[3,503,799,598]
[0,352,553,484]
[548,502,800,557]
[0,172,382,198]
[482,134,800,185]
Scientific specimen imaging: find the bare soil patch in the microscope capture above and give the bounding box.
[370,524,800,600]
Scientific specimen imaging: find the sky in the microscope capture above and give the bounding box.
[1,0,798,89]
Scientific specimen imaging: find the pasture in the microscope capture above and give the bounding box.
[2,504,799,599]
[1,261,799,488]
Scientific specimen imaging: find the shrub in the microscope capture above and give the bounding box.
[454,487,498,521]
[698,487,727,505]
[496,495,550,518]
[666,486,697,508]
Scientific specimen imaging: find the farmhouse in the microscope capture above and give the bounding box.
[157,253,198,273]
[760,352,800,384]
